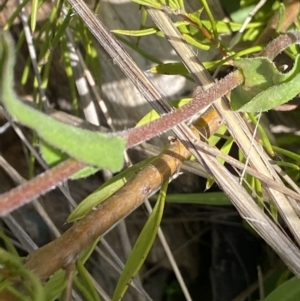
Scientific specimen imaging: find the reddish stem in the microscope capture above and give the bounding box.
[0,31,299,216]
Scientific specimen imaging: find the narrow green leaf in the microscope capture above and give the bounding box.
[74,275,96,301]
[3,0,30,30]
[217,136,234,165]
[155,192,232,205]
[113,20,262,38]
[206,135,234,189]
[168,0,180,10]
[44,269,66,301]
[31,0,39,32]
[255,177,264,209]
[150,62,189,75]
[272,146,300,162]
[76,262,100,301]
[112,180,168,301]
[0,32,125,172]
[183,9,204,30]
[0,248,45,301]
[136,7,148,46]
[199,0,219,42]
[207,124,228,146]
[68,157,154,222]
[247,113,274,157]
[177,0,184,10]
[130,0,162,9]
[150,45,262,76]
[50,9,73,49]
[113,27,159,37]
[276,3,285,34]
[150,61,219,75]
[0,230,18,256]
[79,237,101,265]
[61,34,79,116]
[182,33,212,50]
[270,161,300,170]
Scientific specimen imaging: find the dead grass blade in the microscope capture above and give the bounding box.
[146,8,300,274]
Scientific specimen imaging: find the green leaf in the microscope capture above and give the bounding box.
[247,113,274,157]
[130,0,163,9]
[0,248,45,301]
[31,0,39,32]
[231,55,300,112]
[155,192,232,205]
[76,262,101,301]
[150,61,220,75]
[112,27,159,37]
[68,157,154,222]
[40,142,99,179]
[112,180,168,301]
[206,136,234,189]
[113,20,262,38]
[182,33,212,50]
[0,32,125,172]
[40,141,69,167]
[264,277,300,301]
[44,269,66,301]
[183,9,204,30]
[150,62,189,75]
[207,124,228,146]
[79,237,101,265]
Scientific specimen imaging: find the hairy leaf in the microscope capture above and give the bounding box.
[0,32,125,172]
[231,55,300,112]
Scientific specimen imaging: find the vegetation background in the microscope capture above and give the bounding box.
[1,0,300,300]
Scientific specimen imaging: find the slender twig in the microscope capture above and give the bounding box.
[24,139,191,281]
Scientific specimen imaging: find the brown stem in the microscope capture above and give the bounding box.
[24,138,191,281]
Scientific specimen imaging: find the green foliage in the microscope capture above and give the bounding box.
[75,262,101,301]
[40,142,99,179]
[43,270,67,301]
[231,55,300,112]
[2,0,300,300]
[0,31,126,172]
[221,0,281,24]
[154,191,232,205]
[68,157,155,222]
[112,180,168,301]
[263,277,300,301]
[30,0,39,32]
[0,248,45,301]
